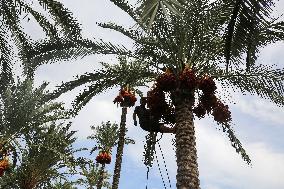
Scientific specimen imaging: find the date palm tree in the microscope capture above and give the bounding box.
[95,1,284,188]
[0,78,78,189]
[0,0,130,91]
[87,121,134,189]
[48,56,155,188]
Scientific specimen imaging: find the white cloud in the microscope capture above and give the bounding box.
[126,119,284,189]
[233,93,284,126]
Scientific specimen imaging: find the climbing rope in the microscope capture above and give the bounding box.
[145,166,150,189]
[154,148,167,189]
[155,132,163,143]
[170,133,176,157]
[157,140,172,188]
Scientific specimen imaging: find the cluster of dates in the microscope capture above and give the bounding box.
[0,145,10,177]
[0,157,9,177]
[193,76,232,123]
[149,67,232,124]
[95,151,111,164]
[147,86,175,124]
[113,88,137,107]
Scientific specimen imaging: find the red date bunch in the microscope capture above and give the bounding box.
[198,75,217,95]
[156,68,177,92]
[212,100,232,123]
[96,151,111,164]
[113,88,137,107]
[0,158,9,177]
[199,93,217,112]
[193,103,206,118]
[147,87,167,119]
[179,66,198,92]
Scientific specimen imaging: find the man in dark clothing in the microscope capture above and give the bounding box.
[133,97,176,133]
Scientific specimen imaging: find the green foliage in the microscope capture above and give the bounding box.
[216,65,284,107]
[0,0,82,78]
[97,0,284,165]
[0,123,78,189]
[0,78,67,139]
[0,78,80,188]
[48,56,156,114]
[0,0,130,78]
[137,0,186,28]
[88,121,135,154]
[75,159,111,189]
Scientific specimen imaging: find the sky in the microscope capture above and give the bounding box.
[17,0,284,189]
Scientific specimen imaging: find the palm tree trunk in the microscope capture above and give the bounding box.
[112,107,127,189]
[96,163,105,189]
[175,99,200,189]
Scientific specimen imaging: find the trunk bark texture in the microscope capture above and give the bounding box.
[96,163,105,189]
[112,107,127,189]
[175,99,200,189]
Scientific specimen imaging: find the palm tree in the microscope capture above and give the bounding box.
[87,121,134,189]
[48,56,155,188]
[0,79,78,189]
[0,0,130,89]
[75,159,111,189]
[94,1,284,188]
[0,0,81,84]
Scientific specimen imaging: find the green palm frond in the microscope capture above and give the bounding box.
[137,0,187,28]
[0,123,77,188]
[0,0,89,78]
[2,2,32,67]
[25,39,131,76]
[47,57,155,113]
[16,0,60,41]
[223,0,275,72]
[109,0,140,23]
[0,27,13,92]
[88,121,120,153]
[38,0,82,40]
[217,65,284,106]
[75,159,111,189]
[0,78,67,138]
[259,20,284,44]
[220,122,251,165]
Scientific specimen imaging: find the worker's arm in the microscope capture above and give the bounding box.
[133,107,138,126]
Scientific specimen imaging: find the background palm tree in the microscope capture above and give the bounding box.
[75,159,111,189]
[87,121,134,189]
[0,79,78,189]
[92,1,284,188]
[47,56,155,188]
[0,0,130,91]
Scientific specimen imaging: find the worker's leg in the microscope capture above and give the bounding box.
[158,123,176,133]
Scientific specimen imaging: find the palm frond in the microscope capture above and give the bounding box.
[47,57,155,114]
[0,78,68,137]
[38,0,82,40]
[137,0,187,28]
[220,122,251,165]
[2,2,32,68]
[108,0,140,23]
[0,27,13,93]
[223,0,275,72]
[217,65,284,106]
[25,39,131,76]
[16,0,60,41]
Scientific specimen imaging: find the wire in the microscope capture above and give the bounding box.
[154,148,167,189]
[155,132,163,142]
[145,166,150,189]
[157,140,172,188]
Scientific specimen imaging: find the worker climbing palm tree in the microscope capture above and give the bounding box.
[133,97,176,133]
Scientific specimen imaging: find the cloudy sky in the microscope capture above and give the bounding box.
[20,1,284,189]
